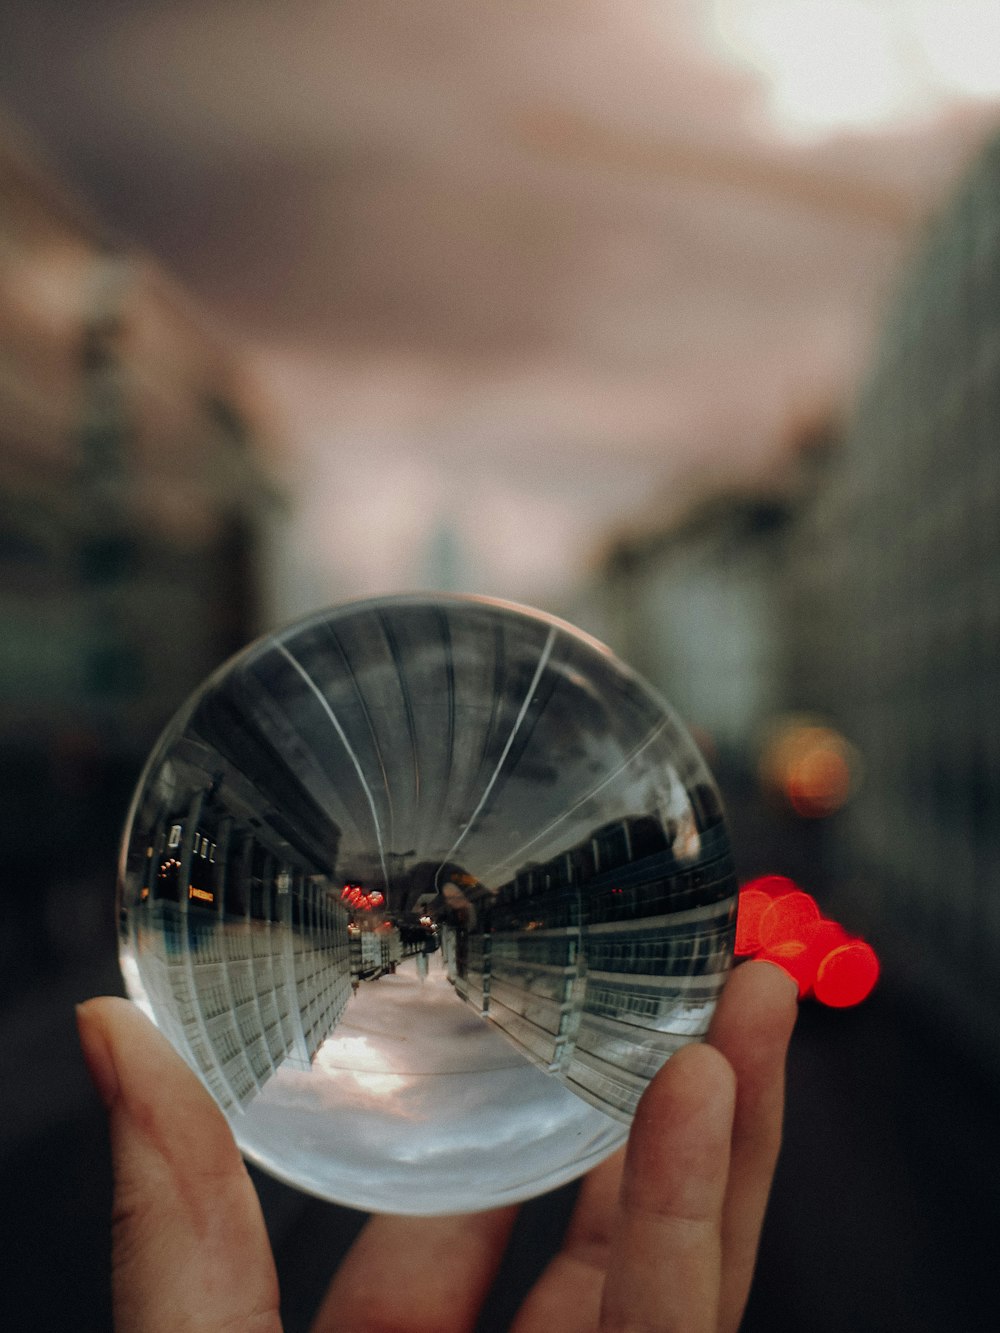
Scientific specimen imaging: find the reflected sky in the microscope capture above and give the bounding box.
[240,958,625,1214]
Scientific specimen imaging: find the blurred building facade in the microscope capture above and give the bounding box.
[578,130,1000,1084]
[585,486,793,777]
[787,132,1000,1073]
[0,123,281,995]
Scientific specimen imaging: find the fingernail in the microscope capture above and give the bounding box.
[76,1002,121,1109]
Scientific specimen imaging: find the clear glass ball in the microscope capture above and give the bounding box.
[118,595,737,1214]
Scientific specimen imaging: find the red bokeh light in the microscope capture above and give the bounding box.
[741,874,800,898]
[813,939,880,1008]
[735,873,879,1008]
[735,888,774,955]
[757,890,820,951]
[736,875,802,955]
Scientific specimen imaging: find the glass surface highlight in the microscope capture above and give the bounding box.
[117,595,737,1214]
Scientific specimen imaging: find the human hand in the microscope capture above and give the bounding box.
[77,960,796,1332]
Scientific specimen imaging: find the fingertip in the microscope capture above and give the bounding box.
[627,1042,737,1204]
[710,960,799,1052]
[77,996,208,1114]
[745,959,800,1039]
[635,1041,738,1141]
[77,995,162,1059]
[76,999,122,1109]
[648,1039,738,1110]
[78,994,166,1043]
[78,995,238,1168]
[739,957,802,1008]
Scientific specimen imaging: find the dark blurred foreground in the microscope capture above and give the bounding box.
[4,122,1000,1328]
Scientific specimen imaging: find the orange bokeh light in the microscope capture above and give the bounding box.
[758,718,860,818]
[787,745,853,817]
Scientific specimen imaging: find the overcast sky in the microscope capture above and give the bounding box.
[2,0,998,617]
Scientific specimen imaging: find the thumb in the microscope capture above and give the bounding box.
[77,997,281,1333]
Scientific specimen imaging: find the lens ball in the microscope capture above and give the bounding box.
[118,595,737,1213]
